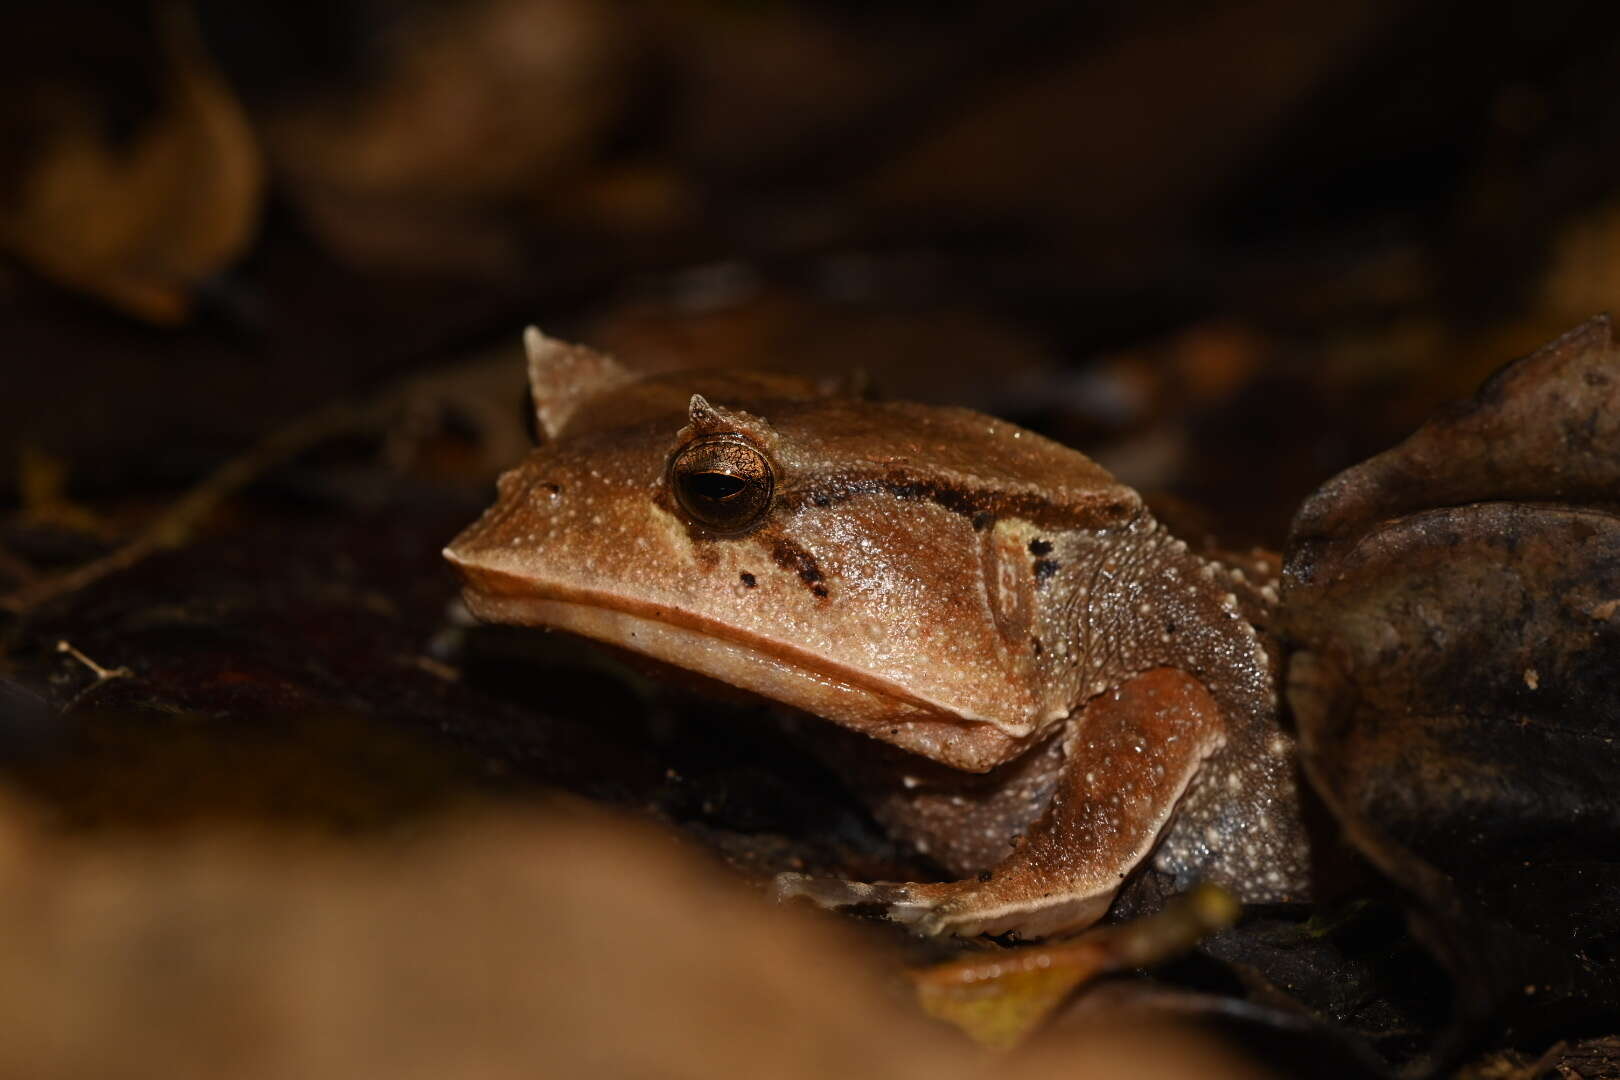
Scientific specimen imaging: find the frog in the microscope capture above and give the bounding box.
[443,328,1308,938]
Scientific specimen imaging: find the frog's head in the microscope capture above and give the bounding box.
[444,330,1142,770]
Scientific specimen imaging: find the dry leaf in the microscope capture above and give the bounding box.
[1283,316,1620,1045]
[0,802,1265,1080]
[262,0,630,272]
[912,883,1241,1050]
[0,4,262,323]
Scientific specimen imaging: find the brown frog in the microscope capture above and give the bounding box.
[444,329,1307,938]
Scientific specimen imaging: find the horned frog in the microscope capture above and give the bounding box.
[445,329,1306,938]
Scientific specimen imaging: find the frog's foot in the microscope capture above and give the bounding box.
[775,669,1227,939]
[771,875,950,929]
[771,873,1106,938]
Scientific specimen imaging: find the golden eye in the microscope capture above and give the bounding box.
[668,435,774,534]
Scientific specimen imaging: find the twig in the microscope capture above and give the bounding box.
[1,399,390,615]
[56,638,133,711]
[57,639,131,682]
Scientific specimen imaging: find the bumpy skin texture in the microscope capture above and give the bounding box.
[445,332,1306,937]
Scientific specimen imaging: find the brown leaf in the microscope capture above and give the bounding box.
[0,803,1266,1080]
[262,0,630,272]
[0,5,262,324]
[1289,315,1620,571]
[1282,317,1620,1046]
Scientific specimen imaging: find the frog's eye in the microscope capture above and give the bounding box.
[668,435,775,534]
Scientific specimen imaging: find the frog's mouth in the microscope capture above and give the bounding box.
[445,557,1026,772]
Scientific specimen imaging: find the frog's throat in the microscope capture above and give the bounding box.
[450,567,1034,772]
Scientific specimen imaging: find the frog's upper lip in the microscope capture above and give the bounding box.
[443,550,1032,770]
[449,556,953,711]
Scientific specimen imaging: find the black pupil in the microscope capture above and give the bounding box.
[686,472,747,502]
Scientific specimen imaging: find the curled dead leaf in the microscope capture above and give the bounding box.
[0,4,262,323]
[1282,316,1620,1048]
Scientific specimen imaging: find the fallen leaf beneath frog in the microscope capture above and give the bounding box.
[912,883,1240,1050]
[1283,316,1620,1048]
[0,5,262,324]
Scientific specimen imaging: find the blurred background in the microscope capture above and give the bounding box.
[3,2,1620,1075]
[8,0,1620,536]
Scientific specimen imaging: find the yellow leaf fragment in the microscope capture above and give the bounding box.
[910,883,1241,1050]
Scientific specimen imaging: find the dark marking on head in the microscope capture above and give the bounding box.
[769,537,829,600]
[739,572,757,588]
[1028,538,1052,556]
[1031,637,1043,656]
[1164,620,1178,635]
[542,482,562,495]
[1034,558,1060,583]
[977,870,993,883]
[782,466,1138,531]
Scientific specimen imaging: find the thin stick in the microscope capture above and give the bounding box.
[56,639,131,682]
[56,638,134,711]
[1,399,388,615]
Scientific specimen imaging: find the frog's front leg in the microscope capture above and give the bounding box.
[775,668,1227,939]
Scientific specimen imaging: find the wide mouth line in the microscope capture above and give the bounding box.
[452,560,989,724]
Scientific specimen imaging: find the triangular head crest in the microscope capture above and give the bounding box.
[525,326,633,441]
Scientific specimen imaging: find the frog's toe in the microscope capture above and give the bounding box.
[771,874,1011,936]
[772,873,936,924]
